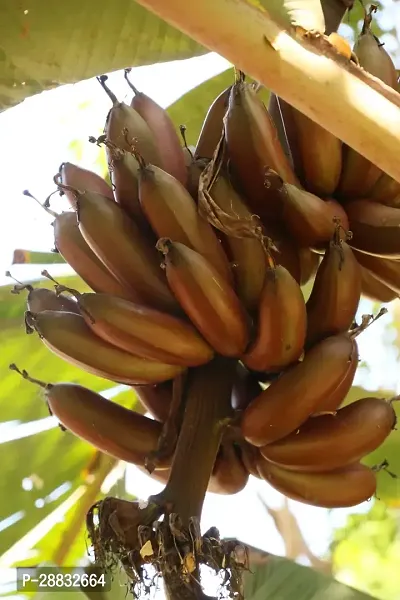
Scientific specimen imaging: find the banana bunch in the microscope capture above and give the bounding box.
[12,20,400,510]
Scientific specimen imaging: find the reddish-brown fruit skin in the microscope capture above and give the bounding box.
[130,91,187,186]
[316,339,358,412]
[260,397,395,472]
[105,102,162,167]
[287,109,342,196]
[238,442,263,478]
[46,384,166,466]
[231,362,263,411]
[162,242,249,357]
[370,173,400,208]
[195,87,231,160]
[360,265,398,302]
[138,165,232,283]
[263,224,302,284]
[354,251,400,295]
[54,212,134,301]
[207,174,266,309]
[306,242,361,348]
[27,288,80,314]
[280,184,343,247]
[256,461,376,508]
[241,334,355,446]
[299,248,320,286]
[346,200,400,258]
[208,444,249,494]
[76,191,177,313]
[31,311,185,385]
[108,151,141,218]
[59,162,114,207]
[324,198,350,231]
[242,266,307,373]
[132,382,172,422]
[225,82,299,218]
[77,293,214,367]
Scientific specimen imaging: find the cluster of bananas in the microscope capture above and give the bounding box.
[12,6,400,511]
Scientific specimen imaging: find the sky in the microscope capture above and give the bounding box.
[1,31,400,597]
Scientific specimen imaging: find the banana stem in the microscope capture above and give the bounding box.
[151,357,235,525]
[134,0,400,184]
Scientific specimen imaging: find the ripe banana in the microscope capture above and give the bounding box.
[158,240,250,357]
[337,8,398,199]
[238,441,262,479]
[98,75,162,165]
[279,184,345,248]
[242,265,307,373]
[354,251,400,295]
[75,189,178,312]
[56,162,114,208]
[22,286,80,314]
[305,238,361,348]
[257,461,376,508]
[284,107,342,196]
[206,172,267,310]
[224,78,299,217]
[360,265,398,302]
[125,69,187,185]
[25,310,185,384]
[137,162,232,282]
[106,145,141,219]
[132,382,172,422]
[317,339,359,412]
[346,200,400,258]
[263,223,302,284]
[241,334,355,446]
[231,362,263,411]
[195,86,231,160]
[208,443,249,495]
[260,396,395,472]
[53,211,134,300]
[370,173,400,208]
[44,382,166,466]
[299,248,320,286]
[66,291,214,367]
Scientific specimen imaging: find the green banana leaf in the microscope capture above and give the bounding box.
[1,0,381,113]
[12,250,66,266]
[243,553,375,600]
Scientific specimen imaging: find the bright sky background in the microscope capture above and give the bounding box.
[1,35,400,597]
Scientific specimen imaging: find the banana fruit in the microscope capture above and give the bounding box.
[242,265,307,373]
[260,396,395,472]
[205,172,267,310]
[53,211,135,300]
[99,75,162,165]
[158,240,249,357]
[25,310,185,384]
[46,383,167,466]
[56,162,114,207]
[74,189,178,312]
[257,461,376,508]
[337,6,398,199]
[225,77,298,217]
[137,161,232,282]
[63,290,214,367]
[305,236,361,348]
[241,334,356,446]
[195,86,231,160]
[125,69,187,185]
[132,382,172,422]
[346,200,400,258]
